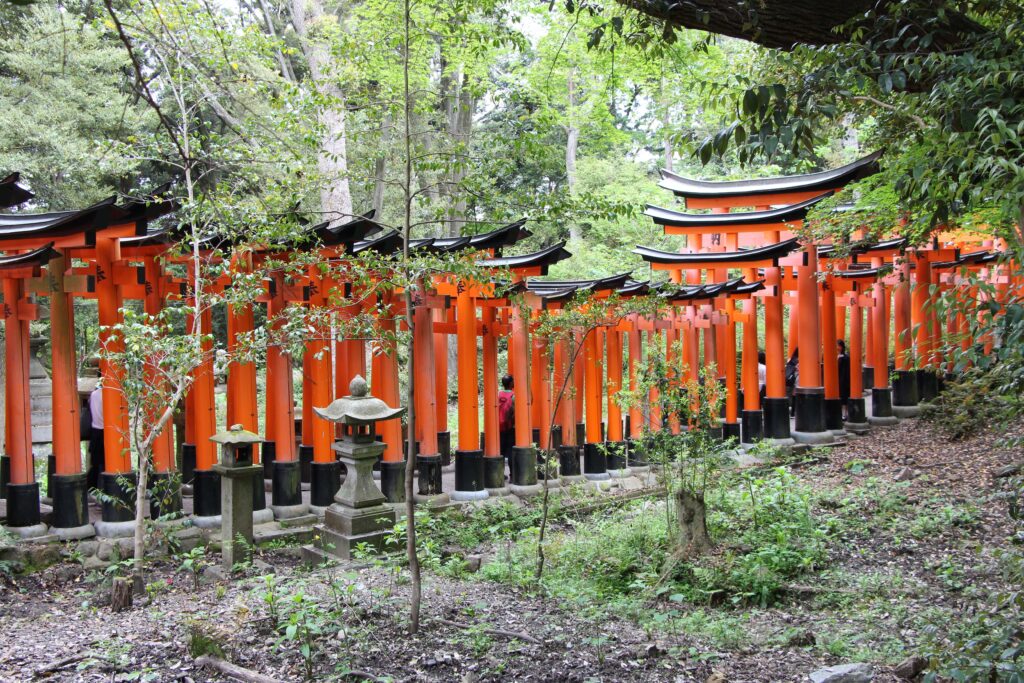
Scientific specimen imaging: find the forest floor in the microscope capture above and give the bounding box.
[0,415,1021,683]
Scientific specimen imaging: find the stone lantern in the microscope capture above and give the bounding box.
[210,425,264,570]
[311,375,405,560]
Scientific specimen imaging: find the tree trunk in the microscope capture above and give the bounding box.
[673,487,711,555]
[257,0,296,82]
[446,73,474,237]
[111,577,133,612]
[371,114,391,217]
[566,70,580,242]
[292,0,353,221]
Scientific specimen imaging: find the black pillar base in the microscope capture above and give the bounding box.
[454,449,484,492]
[872,387,895,418]
[722,421,741,442]
[379,460,405,503]
[6,482,41,527]
[794,387,827,434]
[298,445,314,484]
[181,444,196,485]
[46,454,55,499]
[149,472,182,520]
[824,398,844,431]
[918,370,939,402]
[550,425,563,449]
[847,397,867,424]
[862,367,874,395]
[310,461,340,507]
[0,454,9,498]
[51,473,89,529]
[625,438,648,467]
[583,442,607,477]
[100,471,136,523]
[624,415,631,439]
[558,445,581,477]
[605,441,626,471]
[193,469,222,517]
[893,369,920,407]
[417,454,443,496]
[740,410,764,444]
[262,441,277,480]
[531,428,541,446]
[763,397,792,440]
[483,456,505,489]
[271,460,302,507]
[252,471,267,511]
[437,431,452,467]
[511,447,538,486]
[575,423,586,451]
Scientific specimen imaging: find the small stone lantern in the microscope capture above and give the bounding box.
[211,425,264,570]
[311,375,405,560]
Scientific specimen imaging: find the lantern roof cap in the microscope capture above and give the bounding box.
[313,375,405,425]
[210,424,264,445]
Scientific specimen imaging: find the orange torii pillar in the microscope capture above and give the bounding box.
[739,268,762,444]
[554,334,583,480]
[307,319,339,511]
[845,285,870,433]
[530,315,544,447]
[266,273,305,517]
[605,325,627,474]
[508,302,540,493]
[190,282,220,521]
[413,300,445,499]
[820,276,845,435]
[762,262,793,443]
[792,245,832,443]
[625,319,647,467]
[891,257,920,414]
[3,274,42,533]
[95,235,135,526]
[648,328,663,432]
[375,295,404,502]
[533,329,557,481]
[582,327,609,480]
[481,305,508,494]
[452,287,487,500]
[47,250,91,535]
[433,306,452,467]
[572,330,585,449]
[868,260,898,425]
[143,255,181,520]
[721,297,741,441]
[226,255,267,517]
[913,254,940,401]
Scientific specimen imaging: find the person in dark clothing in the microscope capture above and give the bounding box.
[498,375,515,480]
[86,385,104,492]
[837,339,851,420]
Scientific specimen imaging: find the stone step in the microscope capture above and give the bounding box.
[278,513,317,528]
[253,525,314,545]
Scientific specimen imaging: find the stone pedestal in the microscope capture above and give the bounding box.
[316,436,395,560]
[213,463,262,570]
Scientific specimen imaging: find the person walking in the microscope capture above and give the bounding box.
[87,384,105,492]
[837,339,851,421]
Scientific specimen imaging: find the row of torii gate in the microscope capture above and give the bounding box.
[0,157,1010,538]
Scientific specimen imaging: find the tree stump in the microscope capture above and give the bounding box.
[111,577,133,612]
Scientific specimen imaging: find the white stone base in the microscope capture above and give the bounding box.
[5,523,49,539]
[868,415,899,426]
[51,523,96,541]
[844,421,870,435]
[792,430,836,445]
[583,472,611,481]
[191,514,222,529]
[271,503,310,520]
[450,489,489,502]
[893,405,921,419]
[509,483,543,498]
[93,520,136,539]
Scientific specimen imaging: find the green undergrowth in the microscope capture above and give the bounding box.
[482,467,830,608]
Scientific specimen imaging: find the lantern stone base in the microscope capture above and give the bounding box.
[213,463,262,570]
[317,503,396,559]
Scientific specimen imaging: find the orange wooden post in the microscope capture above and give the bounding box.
[762,263,792,441]
[453,287,485,499]
[554,335,581,479]
[582,327,608,479]
[913,255,939,401]
[572,330,584,443]
[412,300,444,497]
[481,306,505,491]
[627,321,643,442]
[508,302,538,490]
[845,292,869,431]
[793,245,828,439]
[191,296,220,518]
[534,332,552,451]
[307,317,339,509]
[376,292,403,501]
[433,306,451,465]
[605,326,625,472]
[722,297,740,440]
[266,272,304,516]
[739,268,762,443]
[665,323,681,435]
[47,250,92,530]
[95,235,135,523]
[300,334,315,478]
[870,260,897,424]
[648,329,663,432]
[820,277,843,433]
[3,276,41,529]
[892,257,919,410]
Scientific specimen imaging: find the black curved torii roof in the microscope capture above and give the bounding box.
[0,192,176,244]
[308,210,384,247]
[634,237,801,268]
[660,277,764,303]
[0,243,59,269]
[352,219,532,257]
[527,272,632,294]
[657,150,883,200]
[477,241,572,275]
[645,193,831,233]
[0,173,33,209]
